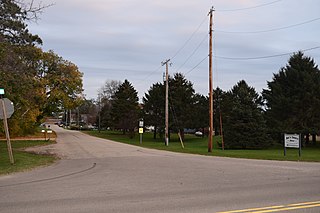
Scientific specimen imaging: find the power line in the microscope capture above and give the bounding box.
[136,65,162,83]
[185,55,209,75]
[136,15,208,85]
[174,33,208,73]
[216,0,283,12]
[215,17,320,34]
[171,16,207,60]
[215,46,320,60]
[81,66,160,74]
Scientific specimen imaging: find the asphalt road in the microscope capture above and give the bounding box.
[0,126,319,213]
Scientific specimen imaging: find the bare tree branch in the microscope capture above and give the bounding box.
[14,0,54,22]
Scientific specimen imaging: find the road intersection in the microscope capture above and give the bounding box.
[1,126,319,212]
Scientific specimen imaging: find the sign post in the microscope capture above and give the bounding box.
[47,129,53,141]
[0,89,14,164]
[139,119,144,144]
[284,133,301,157]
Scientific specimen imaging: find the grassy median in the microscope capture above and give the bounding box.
[86,130,320,162]
[0,140,56,175]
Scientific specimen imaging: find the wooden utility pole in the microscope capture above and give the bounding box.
[162,59,171,146]
[208,7,214,152]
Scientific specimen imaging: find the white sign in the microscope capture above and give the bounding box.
[284,134,300,148]
[139,120,144,127]
[0,98,14,119]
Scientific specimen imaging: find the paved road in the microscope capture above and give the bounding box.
[0,126,319,213]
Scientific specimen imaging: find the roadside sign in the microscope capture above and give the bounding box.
[0,98,14,119]
[284,133,301,157]
[139,127,143,144]
[139,120,144,127]
[0,97,14,164]
[284,134,300,148]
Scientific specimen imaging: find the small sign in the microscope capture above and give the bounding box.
[139,120,144,127]
[47,130,53,134]
[0,98,14,119]
[41,130,45,133]
[139,128,143,134]
[284,133,301,157]
[0,88,4,95]
[284,134,300,148]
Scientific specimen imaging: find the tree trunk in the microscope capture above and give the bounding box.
[305,133,310,145]
[202,127,205,138]
[153,125,157,139]
[180,129,185,141]
[312,134,316,145]
[129,129,134,139]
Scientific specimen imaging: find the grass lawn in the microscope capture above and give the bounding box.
[86,130,320,162]
[0,140,57,175]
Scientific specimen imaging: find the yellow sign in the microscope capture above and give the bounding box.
[139,128,143,134]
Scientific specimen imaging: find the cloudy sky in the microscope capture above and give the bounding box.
[28,0,320,101]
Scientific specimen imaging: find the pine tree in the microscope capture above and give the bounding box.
[111,80,139,137]
[143,82,165,139]
[169,73,195,140]
[263,52,320,143]
[223,80,269,149]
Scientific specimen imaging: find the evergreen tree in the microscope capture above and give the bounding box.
[110,80,139,137]
[223,80,269,149]
[143,82,165,139]
[169,73,195,140]
[191,93,208,136]
[263,52,320,143]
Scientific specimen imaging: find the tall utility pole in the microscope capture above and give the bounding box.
[208,7,214,152]
[162,59,171,146]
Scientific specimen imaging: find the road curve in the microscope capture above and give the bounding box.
[0,126,319,213]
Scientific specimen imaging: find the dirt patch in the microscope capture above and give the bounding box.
[24,144,60,159]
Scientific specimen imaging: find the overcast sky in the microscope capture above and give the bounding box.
[28,0,320,101]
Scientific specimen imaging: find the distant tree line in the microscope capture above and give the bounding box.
[97,52,320,149]
[0,0,84,136]
[2,1,319,149]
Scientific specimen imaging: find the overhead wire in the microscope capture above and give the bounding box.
[215,17,320,34]
[184,55,209,75]
[120,0,317,93]
[170,16,207,60]
[215,46,320,60]
[174,33,208,73]
[136,15,208,85]
[215,0,283,12]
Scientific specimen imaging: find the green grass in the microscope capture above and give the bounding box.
[86,130,320,162]
[0,140,57,175]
